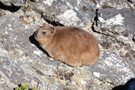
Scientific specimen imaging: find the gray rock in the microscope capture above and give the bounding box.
[0,56,43,89]
[11,0,25,6]
[88,51,134,85]
[0,0,25,6]
[58,84,74,90]
[34,0,97,27]
[92,8,135,75]
[0,0,12,6]
[97,8,135,34]
[0,0,135,90]
[99,0,134,10]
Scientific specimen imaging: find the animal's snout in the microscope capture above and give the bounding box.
[34,30,38,37]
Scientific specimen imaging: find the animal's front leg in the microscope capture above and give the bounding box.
[48,57,55,61]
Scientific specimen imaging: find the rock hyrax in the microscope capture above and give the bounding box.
[34,24,99,66]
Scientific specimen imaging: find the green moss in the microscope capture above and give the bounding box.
[31,87,37,90]
[20,82,28,89]
[14,82,37,90]
[0,74,2,78]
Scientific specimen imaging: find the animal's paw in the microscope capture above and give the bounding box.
[49,57,55,61]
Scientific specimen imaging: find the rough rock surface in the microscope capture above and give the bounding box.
[0,56,42,89]
[33,0,97,27]
[0,0,25,6]
[0,0,135,90]
[88,51,134,85]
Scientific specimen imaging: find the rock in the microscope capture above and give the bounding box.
[58,84,74,90]
[34,0,97,27]
[0,56,43,89]
[0,0,135,90]
[92,7,135,74]
[98,0,135,11]
[0,0,13,6]
[97,8,135,35]
[112,78,135,90]
[88,51,134,85]
[127,0,135,3]
[0,0,25,6]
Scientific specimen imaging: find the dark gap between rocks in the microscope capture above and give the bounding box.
[127,0,133,3]
[91,9,100,33]
[132,35,135,42]
[94,9,99,26]
[45,19,64,26]
[0,2,21,12]
[30,0,36,2]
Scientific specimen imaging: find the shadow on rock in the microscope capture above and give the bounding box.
[112,78,135,90]
[29,33,72,67]
[132,35,135,43]
[29,33,50,57]
[0,2,20,12]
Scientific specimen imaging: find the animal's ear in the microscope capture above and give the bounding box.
[51,27,54,33]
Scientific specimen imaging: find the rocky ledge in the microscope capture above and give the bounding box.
[0,0,135,90]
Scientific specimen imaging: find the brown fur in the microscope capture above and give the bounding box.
[34,24,99,66]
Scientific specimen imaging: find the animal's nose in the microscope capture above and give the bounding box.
[34,30,38,37]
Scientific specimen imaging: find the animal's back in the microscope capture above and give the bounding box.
[49,26,99,66]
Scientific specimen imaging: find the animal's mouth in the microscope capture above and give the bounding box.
[34,30,38,38]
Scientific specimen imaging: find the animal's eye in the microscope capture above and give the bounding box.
[42,31,46,34]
